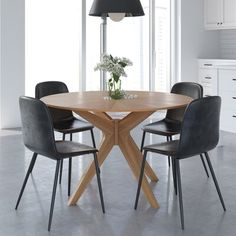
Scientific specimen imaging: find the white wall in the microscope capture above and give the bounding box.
[180,0,220,82]
[0,0,25,128]
[0,1,2,128]
[219,29,236,59]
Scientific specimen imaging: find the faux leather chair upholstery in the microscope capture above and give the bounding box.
[141,82,203,141]
[15,96,105,231]
[135,96,226,229]
[140,82,209,178]
[35,81,96,190]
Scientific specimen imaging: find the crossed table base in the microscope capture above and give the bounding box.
[68,110,160,208]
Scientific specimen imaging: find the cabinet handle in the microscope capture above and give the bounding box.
[233,97,236,99]
[217,22,219,25]
[232,115,236,118]
[233,79,236,81]
[220,22,223,25]
[204,76,212,79]
[203,64,212,66]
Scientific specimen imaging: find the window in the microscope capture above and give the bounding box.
[26,0,172,95]
[25,0,81,96]
[155,0,171,92]
[107,7,149,91]
[85,0,101,91]
[85,0,171,92]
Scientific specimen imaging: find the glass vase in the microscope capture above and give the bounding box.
[108,78,124,100]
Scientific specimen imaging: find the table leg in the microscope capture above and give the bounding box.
[130,137,158,182]
[68,133,114,206]
[69,110,159,208]
[119,136,159,208]
[119,111,158,182]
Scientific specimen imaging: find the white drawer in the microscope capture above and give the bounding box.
[219,90,236,110]
[199,68,217,83]
[219,69,236,92]
[220,109,236,133]
[198,60,216,68]
[199,68,218,96]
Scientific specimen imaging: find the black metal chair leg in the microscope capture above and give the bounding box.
[140,131,146,152]
[90,130,96,148]
[167,136,171,167]
[29,152,38,174]
[204,152,226,211]
[59,160,63,184]
[59,134,66,184]
[134,150,147,210]
[200,153,209,178]
[90,130,99,174]
[48,160,61,231]
[66,134,73,196]
[15,153,38,210]
[176,160,184,230]
[68,158,72,196]
[171,157,177,195]
[93,153,105,213]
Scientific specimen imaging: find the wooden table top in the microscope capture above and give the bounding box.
[41,91,192,113]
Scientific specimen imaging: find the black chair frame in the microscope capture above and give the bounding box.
[35,81,96,195]
[15,96,105,231]
[140,82,209,178]
[135,96,226,229]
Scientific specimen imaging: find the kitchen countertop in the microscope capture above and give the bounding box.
[198,59,236,68]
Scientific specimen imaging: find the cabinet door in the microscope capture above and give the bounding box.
[204,0,222,29]
[219,108,236,133]
[218,69,236,92]
[222,0,236,28]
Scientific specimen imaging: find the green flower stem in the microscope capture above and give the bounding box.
[108,77,124,100]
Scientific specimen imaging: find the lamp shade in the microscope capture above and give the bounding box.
[89,0,144,17]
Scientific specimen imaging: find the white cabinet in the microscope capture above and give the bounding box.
[204,0,222,29]
[198,59,236,133]
[218,69,236,132]
[204,0,236,30]
[223,0,236,28]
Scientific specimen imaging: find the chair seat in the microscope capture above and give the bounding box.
[143,118,181,136]
[54,117,94,134]
[143,140,179,156]
[56,141,97,158]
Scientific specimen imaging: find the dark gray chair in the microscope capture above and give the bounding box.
[35,81,96,194]
[140,82,209,177]
[135,96,226,229]
[15,96,105,231]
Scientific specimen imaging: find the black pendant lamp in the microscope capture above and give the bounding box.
[89,0,144,21]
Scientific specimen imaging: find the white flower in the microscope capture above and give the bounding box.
[94,54,133,79]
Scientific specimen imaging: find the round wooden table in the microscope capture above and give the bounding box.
[41,91,192,208]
